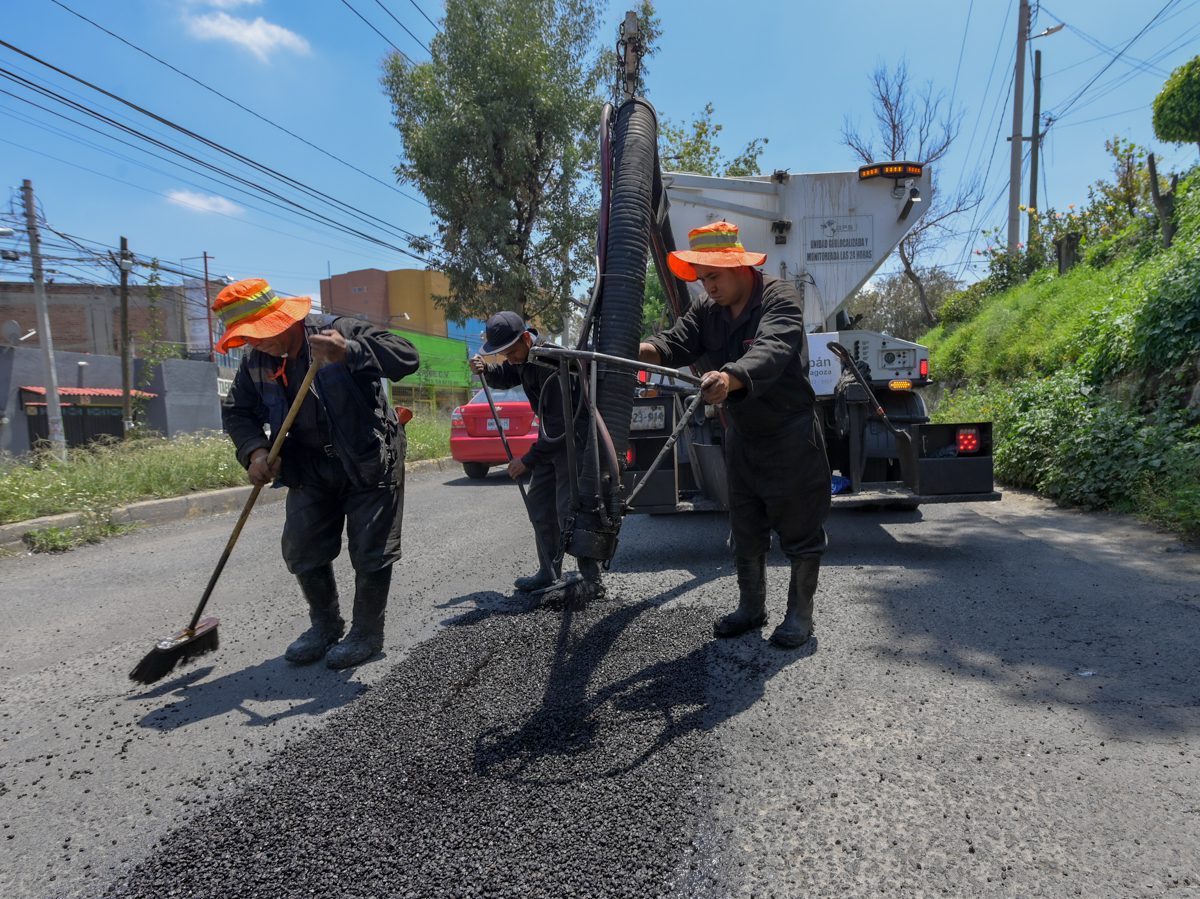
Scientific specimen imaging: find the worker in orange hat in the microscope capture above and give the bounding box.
[639,220,830,650]
[215,278,420,669]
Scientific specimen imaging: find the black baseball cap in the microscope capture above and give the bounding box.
[480,311,529,355]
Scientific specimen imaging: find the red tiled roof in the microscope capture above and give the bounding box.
[20,386,158,398]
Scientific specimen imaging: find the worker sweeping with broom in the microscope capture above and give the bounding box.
[216,278,420,669]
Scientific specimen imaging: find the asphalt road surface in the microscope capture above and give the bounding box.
[1,465,1198,898]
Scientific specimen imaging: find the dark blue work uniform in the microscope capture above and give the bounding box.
[222,315,420,575]
[644,272,830,561]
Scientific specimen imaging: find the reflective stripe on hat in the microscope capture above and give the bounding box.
[689,225,744,253]
[218,285,284,327]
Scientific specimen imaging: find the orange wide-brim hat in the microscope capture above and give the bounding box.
[666,220,767,282]
[212,278,312,353]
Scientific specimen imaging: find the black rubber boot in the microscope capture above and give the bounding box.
[770,556,819,649]
[514,559,561,592]
[714,554,768,638]
[326,567,391,670]
[285,565,345,664]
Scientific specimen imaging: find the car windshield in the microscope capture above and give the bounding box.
[469,386,528,405]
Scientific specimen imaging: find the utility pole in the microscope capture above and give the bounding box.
[1028,49,1043,243]
[1007,0,1030,254]
[21,179,67,460]
[202,251,215,362]
[118,236,134,435]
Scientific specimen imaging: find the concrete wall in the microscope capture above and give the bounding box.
[387,269,450,336]
[0,345,220,457]
[319,269,389,325]
[0,281,189,356]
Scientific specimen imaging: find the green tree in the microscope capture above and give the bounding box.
[659,102,768,177]
[643,104,768,337]
[1153,55,1200,152]
[383,0,607,330]
[845,267,961,342]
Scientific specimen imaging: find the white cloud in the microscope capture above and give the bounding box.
[202,0,263,8]
[167,190,243,216]
[185,11,311,62]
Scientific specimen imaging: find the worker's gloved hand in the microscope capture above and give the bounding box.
[247,449,281,487]
[469,355,486,375]
[700,371,730,405]
[309,329,348,365]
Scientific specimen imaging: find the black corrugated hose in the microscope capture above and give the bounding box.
[566,97,657,568]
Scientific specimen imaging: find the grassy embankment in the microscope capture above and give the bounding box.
[0,416,450,551]
[924,166,1200,541]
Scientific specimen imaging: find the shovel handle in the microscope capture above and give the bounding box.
[186,362,320,631]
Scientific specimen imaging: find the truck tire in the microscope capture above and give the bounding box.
[462,462,490,480]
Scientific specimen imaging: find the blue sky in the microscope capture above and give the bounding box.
[2,0,1198,302]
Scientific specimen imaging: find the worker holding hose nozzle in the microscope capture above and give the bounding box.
[638,221,830,649]
[216,278,420,669]
[470,311,583,593]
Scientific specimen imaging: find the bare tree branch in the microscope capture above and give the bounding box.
[842,58,982,325]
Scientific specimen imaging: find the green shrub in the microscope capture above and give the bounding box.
[1152,55,1200,147]
[938,281,989,325]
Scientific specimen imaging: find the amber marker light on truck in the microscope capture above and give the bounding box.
[957,427,980,454]
[888,379,913,391]
[858,161,924,180]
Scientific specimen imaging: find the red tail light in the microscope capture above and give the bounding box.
[957,427,979,454]
[450,408,465,430]
[919,358,929,378]
[625,447,635,465]
[638,370,647,383]
[531,414,540,430]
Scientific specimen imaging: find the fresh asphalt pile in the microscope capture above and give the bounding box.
[103,595,743,898]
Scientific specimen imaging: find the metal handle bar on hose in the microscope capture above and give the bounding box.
[529,344,704,387]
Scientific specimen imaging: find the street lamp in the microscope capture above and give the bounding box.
[1031,23,1064,39]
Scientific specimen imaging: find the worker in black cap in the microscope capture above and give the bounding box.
[470,312,581,592]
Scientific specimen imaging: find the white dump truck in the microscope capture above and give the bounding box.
[623,160,998,512]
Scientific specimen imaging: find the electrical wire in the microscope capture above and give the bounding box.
[338,0,412,61]
[1046,0,1182,124]
[45,0,430,209]
[0,40,440,257]
[370,0,431,53]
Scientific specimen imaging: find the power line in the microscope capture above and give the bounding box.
[0,42,433,250]
[0,92,424,262]
[405,0,440,30]
[0,136,420,276]
[949,0,975,117]
[0,68,428,261]
[45,0,429,210]
[0,41,439,262]
[370,0,431,53]
[1047,0,1182,123]
[338,0,412,61]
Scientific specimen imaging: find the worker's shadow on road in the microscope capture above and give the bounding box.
[467,512,809,784]
[128,657,368,732]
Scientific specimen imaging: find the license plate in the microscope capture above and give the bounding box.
[631,404,665,431]
[485,418,510,431]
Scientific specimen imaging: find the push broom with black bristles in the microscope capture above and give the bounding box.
[129,361,319,686]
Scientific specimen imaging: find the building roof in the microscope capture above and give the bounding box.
[20,386,158,398]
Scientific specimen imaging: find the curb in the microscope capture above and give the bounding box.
[0,456,456,553]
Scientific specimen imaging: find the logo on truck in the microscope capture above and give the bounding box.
[805,215,874,264]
